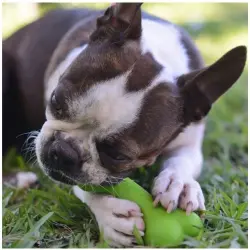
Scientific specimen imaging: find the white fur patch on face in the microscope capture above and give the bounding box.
[141,19,190,78]
[35,119,87,161]
[45,45,88,103]
[68,71,146,137]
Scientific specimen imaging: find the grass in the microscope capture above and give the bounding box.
[2,3,248,248]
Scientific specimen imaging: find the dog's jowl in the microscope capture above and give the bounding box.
[3,3,246,247]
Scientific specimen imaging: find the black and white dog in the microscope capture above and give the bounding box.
[3,3,246,247]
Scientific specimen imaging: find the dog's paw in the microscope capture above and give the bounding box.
[96,196,145,247]
[73,186,144,247]
[152,168,205,214]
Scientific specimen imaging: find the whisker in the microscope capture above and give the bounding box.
[27,154,37,166]
[21,130,39,162]
[16,131,39,139]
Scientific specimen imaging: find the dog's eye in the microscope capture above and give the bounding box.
[105,149,129,162]
[96,141,130,163]
[51,90,61,112]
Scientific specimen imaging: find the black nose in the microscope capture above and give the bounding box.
[48,140,81,172]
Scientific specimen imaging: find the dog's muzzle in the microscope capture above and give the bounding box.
[41,131,84,183]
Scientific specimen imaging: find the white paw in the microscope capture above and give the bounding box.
[73,186,145,247]
[152,168,205,214]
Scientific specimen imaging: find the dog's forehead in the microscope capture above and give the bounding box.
[63,41,140,88]
[48,43,168,131]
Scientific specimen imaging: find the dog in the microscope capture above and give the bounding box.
[3,3,246,247]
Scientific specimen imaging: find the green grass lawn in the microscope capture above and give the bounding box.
[2,3,248,248]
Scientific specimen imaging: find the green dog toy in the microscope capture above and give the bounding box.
[79,178,203,247]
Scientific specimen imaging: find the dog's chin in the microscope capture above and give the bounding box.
[46,171,122,186]
[43,164,133,187]
[99,178,122,186]
[100,170,134,186]
[45,169,78,185]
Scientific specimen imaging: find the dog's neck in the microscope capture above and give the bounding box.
[45,19,190,103]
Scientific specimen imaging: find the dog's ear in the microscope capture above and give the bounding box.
[178,46,247,123]
[90,3,143,43]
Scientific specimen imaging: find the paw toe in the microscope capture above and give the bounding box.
[179,182,205,213]
[109,216,145,235]
[109,198,142,217]
[103,227,135,247]
[152,173,205,213]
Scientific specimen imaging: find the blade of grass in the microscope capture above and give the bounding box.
[12,212,54,248]
[3,192,13,216]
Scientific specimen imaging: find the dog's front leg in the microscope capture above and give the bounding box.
[73,187,145,247]
[152,146,206,214]
[152,123,206,214]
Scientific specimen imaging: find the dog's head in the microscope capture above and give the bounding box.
[36,3,246,185]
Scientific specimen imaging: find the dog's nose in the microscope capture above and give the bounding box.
[48,140,81,172]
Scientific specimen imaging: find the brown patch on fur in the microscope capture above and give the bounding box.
[114,82,184,164]
[90,3,142,44]
[45,10,102,83]
[64,41,141,87]
[128,83,182,146]
[126,52,163,92]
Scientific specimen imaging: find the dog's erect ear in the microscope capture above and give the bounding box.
[178,46,247,123]
[90,3,143,43]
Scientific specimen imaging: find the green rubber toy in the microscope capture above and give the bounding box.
[80,178,203,247]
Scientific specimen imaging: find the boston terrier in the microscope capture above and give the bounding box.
[3,3,246,247]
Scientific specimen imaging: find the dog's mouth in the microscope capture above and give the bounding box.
[100,169,133,186]
[43,164,132,186]
[38,131,133,186]
[44,168,78,185]
[44,168,131,186]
